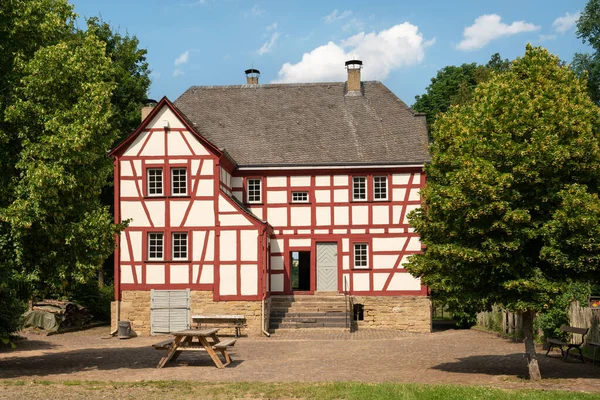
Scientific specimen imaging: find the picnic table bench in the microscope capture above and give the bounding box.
[192,314,246,337]
[545,325,588,363]
[152,328,236,368]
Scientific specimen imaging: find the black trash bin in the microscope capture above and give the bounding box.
[353,304,364,321]
[118,320,131,339]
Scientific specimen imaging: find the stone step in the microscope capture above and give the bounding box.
[270,315,347,323]
[270,311,346,318]
[271,296,346,303]
[269,321,348,329]
[271,302,347,309]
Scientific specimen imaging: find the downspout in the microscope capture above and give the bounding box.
[260,228,270,337]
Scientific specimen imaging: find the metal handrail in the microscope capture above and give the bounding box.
[343,276,353,331]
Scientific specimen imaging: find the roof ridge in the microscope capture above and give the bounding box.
[182,80,383,90]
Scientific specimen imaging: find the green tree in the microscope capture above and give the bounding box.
[0,0,144,338]
[413,53,509,135]
[407,45,600,380]
[574,0,600,104]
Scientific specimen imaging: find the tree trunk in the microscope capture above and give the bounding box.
[522,310,542,380]
[98,269,104,289]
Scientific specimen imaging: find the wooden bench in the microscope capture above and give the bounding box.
[152,338,175,350]
[545,326,589,363]
[192,315,246,337]
[587,341,600,366]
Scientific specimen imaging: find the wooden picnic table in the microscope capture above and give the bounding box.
[154,328,236,369]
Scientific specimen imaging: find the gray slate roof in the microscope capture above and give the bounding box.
[174,81,430,167]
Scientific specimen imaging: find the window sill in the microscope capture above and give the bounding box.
[289,202,311,205]
[246,202,264,206]
[144,195,191,199]
[144,259,191,263]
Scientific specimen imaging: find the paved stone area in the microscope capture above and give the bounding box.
[1,327,599,392]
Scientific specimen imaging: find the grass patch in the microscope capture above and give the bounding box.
[0,381,597,399]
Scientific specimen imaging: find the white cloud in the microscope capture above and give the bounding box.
[258,32,280,55]
[324,9,353,23]
[274,23,434,83]
[173,69,184,77]
[246,4,264,18]
[457,14,540,51]
[266,22,278,31]
[538,34,557,42]
[553,11,581,34]
[174,51,190,66]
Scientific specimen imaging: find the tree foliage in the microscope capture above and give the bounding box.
[412,53,509,134]
[0,0,148,337]
[574,0,600,104]
[407,45,600,379]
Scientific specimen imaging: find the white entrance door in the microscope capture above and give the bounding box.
[316,243,338,291]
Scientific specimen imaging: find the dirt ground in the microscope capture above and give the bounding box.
[0,327,599,392]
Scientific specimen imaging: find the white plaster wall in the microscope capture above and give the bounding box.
[353,273,370,291]
[132,160,142,176]
[289,238,311,247]
[315,190,330,203]
[271,274,284,292]
[146,106,185,129]
[146,265,165,284]
[315,176,330,186]
[271,238,284,253]
[399,255,410,268]
[270,255,284,270]
[334,206,349,225]
[373,273,388,291]
[145,202,165,227]
[140,132,164,156]
[182,131,210,156]
[393,188,406,201]
[372,237,407,252]
[388,273,421,291]
[351,205,368,225]
[170,201,189,227]
[342,238,349,252]
[373,254,399,269]
[241,230,258,261]
[169,159,187,164]
[170,265,189,284]
[316,207,331,226]
[392,206,403,225]
[409,189,420,201]
[392,173,410,185]
[333,175,347,186]
[196,179,214,197]
[240,265,258,295]
[373,205,390,225]
[220,230,237,261]
[218,194,237,212]
[129,231,142,262]
[290,207,311,226]
[205,232,214,261]
[342,255,349,270]
[121,202,151,227]
[200,264,214,284]
[135,265,142,282]
[406,237,422,251]
[192,231,206,261]
[200,159,213,175]
[334,189,349,203]
[267,208,287,227]
[267,176,286,187]
[413,173,421,185]
[120,161,133,177]
[290,176,310,186]
[267,191,287,204]
[167,132,192,156]
[121,265,134,284]
[123,131,148,157]
[250,207,263,219]
[120,232,130,262]
[185,201,215,227]
[219,265,237,295]
[145,159,164,165]
[220,214,253,226]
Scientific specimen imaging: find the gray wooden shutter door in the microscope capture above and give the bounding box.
[316,243,338,291]
[151,289,190,334]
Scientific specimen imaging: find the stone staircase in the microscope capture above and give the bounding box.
[269,293,348,331]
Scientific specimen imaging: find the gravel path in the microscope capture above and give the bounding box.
[0,327,599,392]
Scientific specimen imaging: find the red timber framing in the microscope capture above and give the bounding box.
[110,97,270,302]
[234,167,428,296]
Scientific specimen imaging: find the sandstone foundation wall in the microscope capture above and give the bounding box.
[352,296,431,333]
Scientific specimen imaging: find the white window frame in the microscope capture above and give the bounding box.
[291,191,309,203]
[352,176,367,201]
[148,232,164,260]
[373,176,388,201]
[172,232,188,260]
[171,167,187,196]
[147,168,163,196]
[247,178,262,204]
[353,243,369,269]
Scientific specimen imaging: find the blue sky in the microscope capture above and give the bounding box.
[71,0,590,106]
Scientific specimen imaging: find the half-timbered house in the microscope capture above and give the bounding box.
[109,60,432,335]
